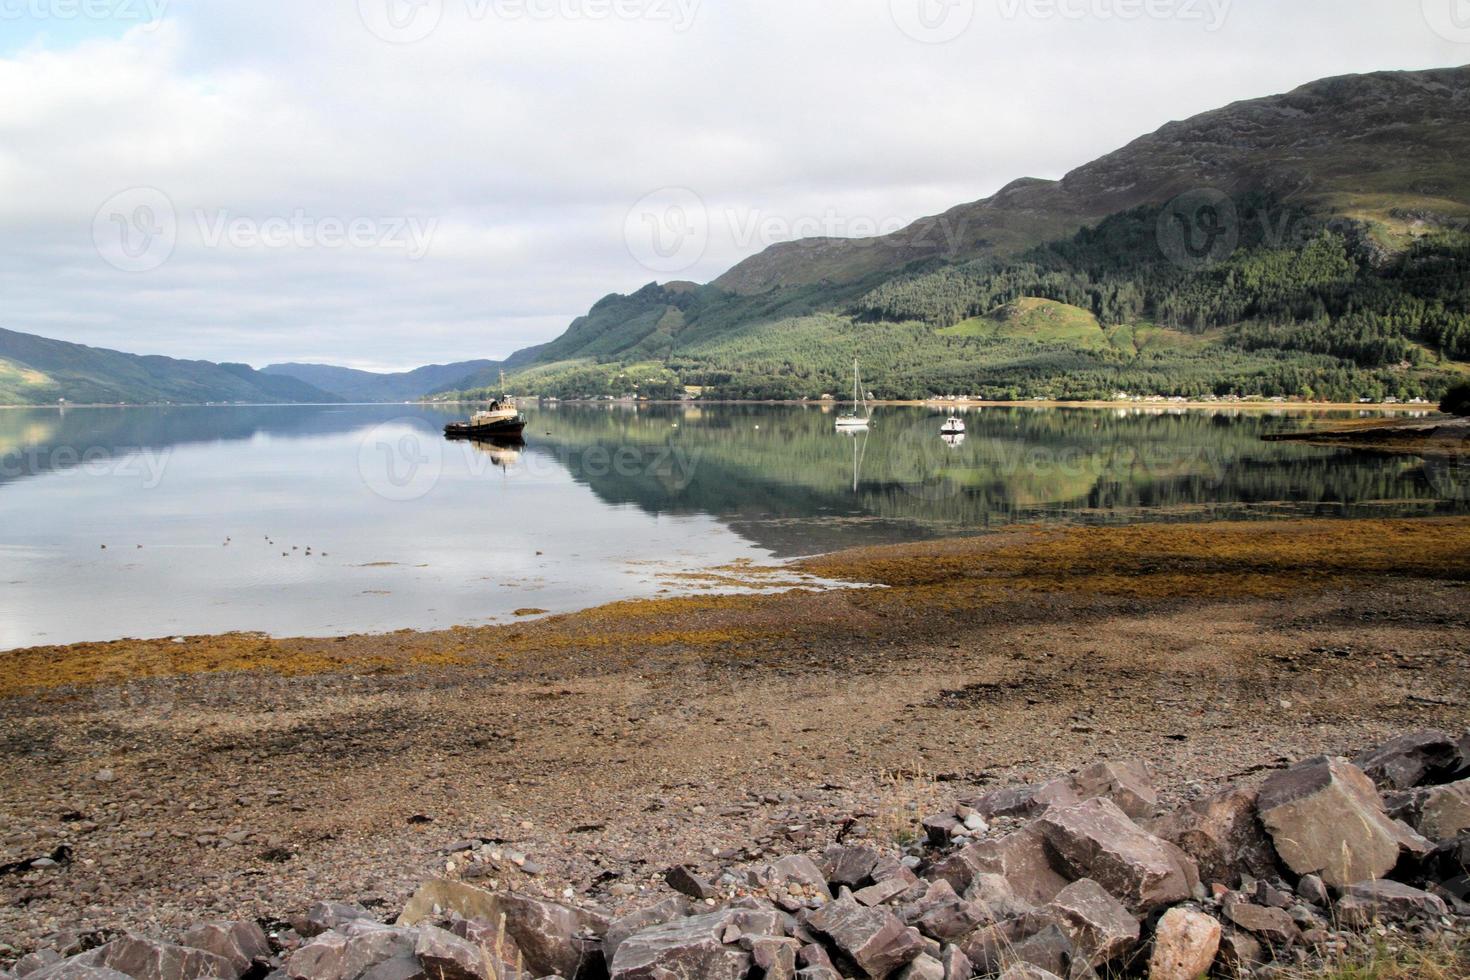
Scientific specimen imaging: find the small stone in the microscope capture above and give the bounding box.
[665,865,717,900]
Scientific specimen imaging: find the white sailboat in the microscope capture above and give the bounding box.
[835,358,872,430]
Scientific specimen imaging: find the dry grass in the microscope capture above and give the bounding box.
[1283,936,1470,979]
[872,765,947,846]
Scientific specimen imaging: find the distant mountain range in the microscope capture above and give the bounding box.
[0,329,508,406]
[0,328,341,405]
[7,66,1470,407]
[261,361,502,402]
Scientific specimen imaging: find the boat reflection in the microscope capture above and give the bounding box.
[463,436,525,470]
[942,432,967,449]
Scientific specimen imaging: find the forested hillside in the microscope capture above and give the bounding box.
[440,66,1470,405]
[444,195,1470,404]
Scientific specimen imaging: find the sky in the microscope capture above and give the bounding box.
[1,0,1467,372]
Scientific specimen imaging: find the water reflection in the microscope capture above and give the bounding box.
[0,403,1464,648]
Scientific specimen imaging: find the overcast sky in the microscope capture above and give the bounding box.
[0,0,1466,371]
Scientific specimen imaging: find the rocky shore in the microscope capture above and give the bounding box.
[4,519,1470,977]
[4,731,1470,979]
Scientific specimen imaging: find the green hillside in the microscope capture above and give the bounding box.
[435,66,1470,406]
[941,299,1108,347]
[0,328,341,405]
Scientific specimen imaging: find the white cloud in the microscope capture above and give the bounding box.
[0,0,1463,370]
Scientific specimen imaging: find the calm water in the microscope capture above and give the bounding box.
[1,403,1464,650]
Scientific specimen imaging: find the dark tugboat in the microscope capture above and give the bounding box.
[445,374,527,440]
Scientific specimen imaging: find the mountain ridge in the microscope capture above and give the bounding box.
[262,360,501,402]
[0,328,342,406]
[457,65,1470,404]
[711,65,1470,294]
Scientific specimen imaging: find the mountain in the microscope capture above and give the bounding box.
[714,66,1470,293]
[0,328,340,406]
[449,66,1470,405]
[262,360,500,402]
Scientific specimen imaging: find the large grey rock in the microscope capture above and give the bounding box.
[603,897,689,965]
[823,845,883,889]
[286,923,417,980]
[766,855,834,901]
[299,903,376,939]
[1215,930,1265,980]
[80,936,238,980]
[25,962,132,980]
[998,924,1094,980]
[964,873,1034,923]
[1256,756,1431,887]
[1148,786,1278,886]
[742,935,799,980]
[1043,879,1139,966]
[1354,730,1461,790]
[15,952,64,977]
[894,953,943,980]
[964,761,1156,823]
[938,944,970,980]
[397,880,606,980]
[1067,761,1158,820]
[931,827,1068,906]
[1036,799,1199,915]
[1417,780,1470,841]
[1147,908,1221,980]
[1336,880,1450,926]
[180,922,271,977]
[804,895,923,978]
[609,906,781,980]
[911,882,987,942]
[415,925,495,980]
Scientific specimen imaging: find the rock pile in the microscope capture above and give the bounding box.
[7,731,1470,980]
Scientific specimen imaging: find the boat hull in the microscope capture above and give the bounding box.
[445,419,527,439]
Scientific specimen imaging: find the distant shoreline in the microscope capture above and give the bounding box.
[0,397,1442,413]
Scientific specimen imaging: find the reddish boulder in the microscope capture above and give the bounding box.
[1036,799,1199,915]
[1257,757,1431,887]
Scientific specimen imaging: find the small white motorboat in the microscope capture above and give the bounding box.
[940,415,966,435]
